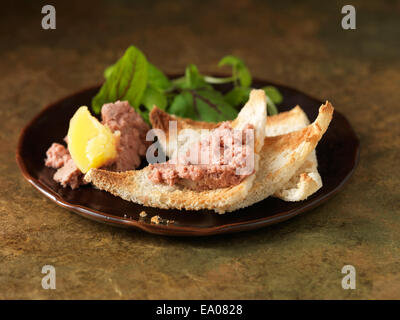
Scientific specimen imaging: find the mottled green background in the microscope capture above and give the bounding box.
[1,0,399,299]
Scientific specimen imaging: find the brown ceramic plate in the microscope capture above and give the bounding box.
[16,76,359,236]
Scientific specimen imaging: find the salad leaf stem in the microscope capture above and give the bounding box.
[203,75,236,84]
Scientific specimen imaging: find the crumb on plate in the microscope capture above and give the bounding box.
[151,215,161,224]
[139,211,147,218]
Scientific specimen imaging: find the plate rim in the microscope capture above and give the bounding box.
[16,78,360,236]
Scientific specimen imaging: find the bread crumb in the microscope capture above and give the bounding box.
[151,215,161,224]
[139,211,147,218]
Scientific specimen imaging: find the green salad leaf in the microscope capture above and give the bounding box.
[263,85,283,104]
[193,89,238,121]
[92,46,283,123]
[224,86,251,107]
[104,64,115,79]
[218,55,252,87]
[168,89,237,122]
[168,92,195,119]
[178,64,211,90]
[141,86,167,111]
[92,45,148,114]
[148,63,171,91]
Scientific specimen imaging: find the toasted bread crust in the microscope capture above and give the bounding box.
[150,105,307,137]
[150,107,218,132]
[85,166,254,213]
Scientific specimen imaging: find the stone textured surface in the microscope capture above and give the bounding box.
[1,0,399,299]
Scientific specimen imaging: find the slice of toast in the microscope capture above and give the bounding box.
[150,105,323,201]
[226,101,333,212]
[266,107,322,201]
[85,89,267,213]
